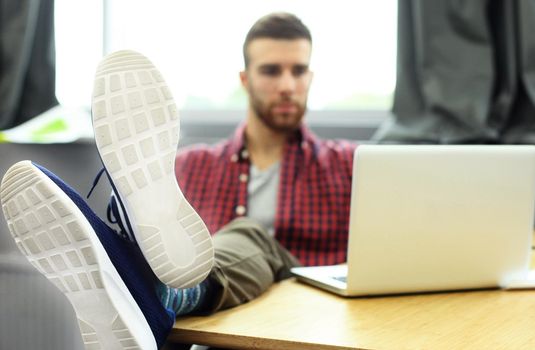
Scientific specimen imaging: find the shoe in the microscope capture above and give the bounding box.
[1,161,175,350]
[91,50,214,289]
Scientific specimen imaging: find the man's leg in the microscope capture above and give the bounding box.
[91,50,299,314]
[204,217,301,312]
[156,217,300,315]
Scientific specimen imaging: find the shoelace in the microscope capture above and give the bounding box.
[87,168,136,242]
[86,168,106,199]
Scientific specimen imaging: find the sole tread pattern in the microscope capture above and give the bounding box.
[92,50,214,288]
[0,161,154,350]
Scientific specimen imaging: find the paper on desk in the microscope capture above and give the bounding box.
[0,105,94,144]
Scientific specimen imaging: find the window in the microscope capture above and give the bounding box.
[55,0,103,108]
[55,0,396,112]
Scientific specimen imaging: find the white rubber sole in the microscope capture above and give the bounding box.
[1,161,156,350]
[91,50,214,289]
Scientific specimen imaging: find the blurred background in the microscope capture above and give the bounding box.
[2,0,535,349]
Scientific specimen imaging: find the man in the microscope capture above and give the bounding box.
[175,12,355,266]
[0,12,355,350]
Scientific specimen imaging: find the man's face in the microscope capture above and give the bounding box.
[240,38,313,133]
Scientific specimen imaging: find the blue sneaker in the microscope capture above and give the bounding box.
[91,50,214,289]
[1,161,176,349]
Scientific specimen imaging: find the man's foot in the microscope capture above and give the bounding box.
[1,161,157,350]
[91,50,213,289]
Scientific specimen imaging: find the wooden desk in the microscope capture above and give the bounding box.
[169,252,535,350]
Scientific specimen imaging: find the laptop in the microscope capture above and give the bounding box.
[291,145,535,297]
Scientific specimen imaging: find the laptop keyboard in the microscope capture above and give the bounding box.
[333,276,347,283]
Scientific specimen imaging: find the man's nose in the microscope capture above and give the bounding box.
[277,71,296,94]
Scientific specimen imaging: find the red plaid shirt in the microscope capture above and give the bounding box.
[174,123,356,266]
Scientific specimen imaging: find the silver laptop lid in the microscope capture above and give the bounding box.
[346,145,535,295]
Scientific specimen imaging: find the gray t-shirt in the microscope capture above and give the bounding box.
[247,162,280,236]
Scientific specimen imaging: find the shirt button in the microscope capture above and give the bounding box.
[241,149,249,159]
[230,154,239,162]
[235,205,246,216]
[239,173,248,182]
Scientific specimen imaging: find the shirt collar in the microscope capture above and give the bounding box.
[227,122,320,163]
[227,122,248,162]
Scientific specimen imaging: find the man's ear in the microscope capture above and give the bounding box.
[239,70,248,89]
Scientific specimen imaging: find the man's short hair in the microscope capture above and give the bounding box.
[243,12,312,68]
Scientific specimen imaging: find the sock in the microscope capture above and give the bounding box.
[156,278,211,316]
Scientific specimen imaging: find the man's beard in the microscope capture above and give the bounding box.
[249,90,307,133]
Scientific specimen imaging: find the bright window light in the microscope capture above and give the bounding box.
[55,0,103,108]
[55,0,397,111]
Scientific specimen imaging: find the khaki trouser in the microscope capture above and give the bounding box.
[203,217,301,313]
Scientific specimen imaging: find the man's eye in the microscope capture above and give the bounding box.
[260,66,281,76]
[292,66,309,77]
